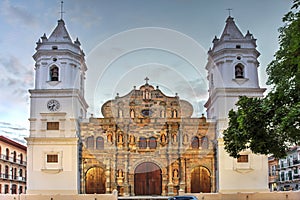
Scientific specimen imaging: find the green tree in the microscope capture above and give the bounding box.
[223,0,300,158]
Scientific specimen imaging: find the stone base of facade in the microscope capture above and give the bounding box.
[1,194,117,200]
[2,191,300,200]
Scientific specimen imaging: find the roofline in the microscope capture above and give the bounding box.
[0,135,27,151]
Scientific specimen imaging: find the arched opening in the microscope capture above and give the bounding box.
[86,136,94,149]
[50,65,59,81]
[235,64,244,78]
[5,165,9,178]
[13,151,16,162]
[139,137,147,149]
[85,167,106,194]
[191,136,199,149]
[201,136,209,149]
[134,162,162,195]
[20,153,23,164]
[149,137,157,149]
[5,148,9,160]
[96,137,104,150]
[191,166,211,193]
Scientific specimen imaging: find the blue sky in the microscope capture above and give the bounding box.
[0,0,292,144]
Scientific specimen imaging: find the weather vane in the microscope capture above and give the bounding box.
[226,8,232,17]
[60,1,65,20]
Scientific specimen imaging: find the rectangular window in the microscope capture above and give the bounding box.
[237,155,248,163]
[4,185,9,194]
[19,186,23,194]
[11,184,17,194]
[47,154,58,163]
[47,122,59,130]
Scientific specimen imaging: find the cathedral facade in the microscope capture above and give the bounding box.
[26,14,269,195]
[81,80,215,195]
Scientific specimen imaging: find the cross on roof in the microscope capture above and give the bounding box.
[144,77,149,84]
[60,1,65,20]
[226,8,232,17]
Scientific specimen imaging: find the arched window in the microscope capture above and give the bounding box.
[86,136,94,149]
[19,168,23,178]
[20,153,23,164]
[5,165,9,178]
[13,168,17,179]
[149,137,157,149]
[235,64,244,78]
[5,148,9,160]
[139,137,147,149]
[96,137,104,150]
[13,151,16,162]
[201,136,209,149]
[50,65,59,81]
[191,136,199,149]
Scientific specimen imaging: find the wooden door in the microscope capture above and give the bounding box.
[191,166,211,193]
[134,162,162,195]
[85,167,106,194]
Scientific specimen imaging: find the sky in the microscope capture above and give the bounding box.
[0,0,292,144]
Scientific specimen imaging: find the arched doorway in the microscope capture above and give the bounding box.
[191,166,211,193]
[85,167,106,194]
[134,162,162,195]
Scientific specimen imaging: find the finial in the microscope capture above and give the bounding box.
[226,8,232,17]
[144,77,149,84]
[60,1,65,20]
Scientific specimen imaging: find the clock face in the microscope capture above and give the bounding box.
[47,99,60,112]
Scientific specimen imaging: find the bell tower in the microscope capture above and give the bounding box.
[26,17,88,194]
[205,16,269,192]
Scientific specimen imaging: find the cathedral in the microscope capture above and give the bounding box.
[26,14,269,196]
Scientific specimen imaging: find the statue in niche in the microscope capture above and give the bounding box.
[183,134,188,144]
[129,135,135,143]
[118,109,123,118]
[172,110,178,118]
[130,109,135,118]
[172,133,177,143]
[118,134,123,143]
[107,134,112,143]
[117,169,123,178]
[160,110,165,118]
[161,134,166,143]
[173,169,179,178]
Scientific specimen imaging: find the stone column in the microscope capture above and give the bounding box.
[105,159,111,193]
[179,158,186,192]
[167,158,174,195]
[123,154,130,196]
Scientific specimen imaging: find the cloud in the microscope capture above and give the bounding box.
[0,121,28,145]
[0,55,34,101]
[67,1,102,29]
[0,0,38,28]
